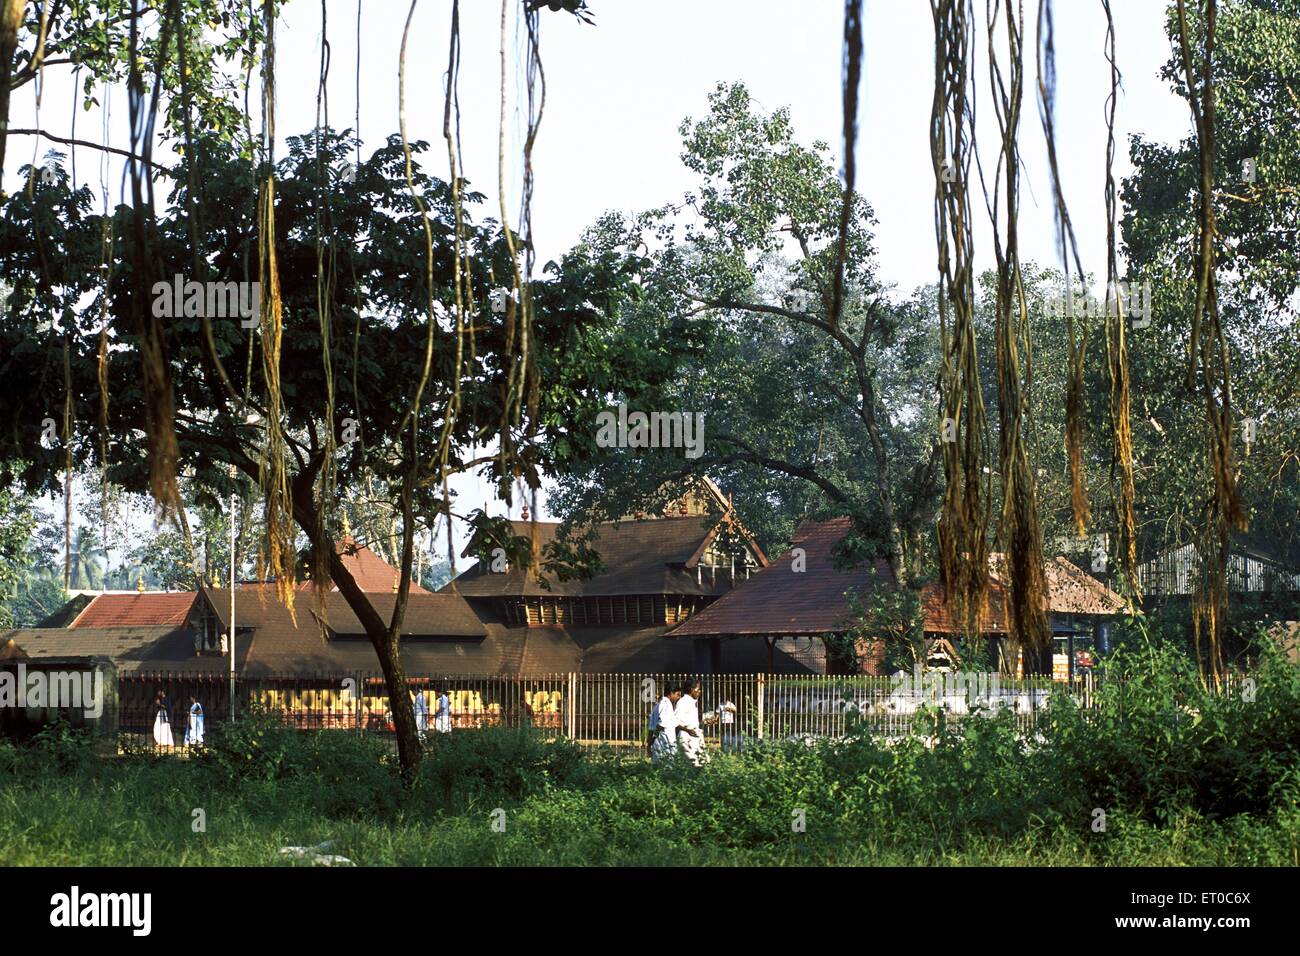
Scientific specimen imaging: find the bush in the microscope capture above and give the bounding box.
[414,726,588,811]
[27,717,97,771]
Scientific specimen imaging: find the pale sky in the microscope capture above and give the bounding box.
[9,0,1194,564]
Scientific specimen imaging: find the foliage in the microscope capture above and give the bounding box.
[548,82,941,580]
[2,650,1297,865]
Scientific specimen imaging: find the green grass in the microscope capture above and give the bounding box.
[2,646,1297,866]
[0,748,1295,866]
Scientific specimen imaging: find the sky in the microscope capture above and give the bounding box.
[7,0,1196,569]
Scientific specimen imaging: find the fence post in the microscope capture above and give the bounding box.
[567,672,577,740]
[756,672,765,742]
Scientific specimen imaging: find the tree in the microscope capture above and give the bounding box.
[549,83,943,584]
[1118,0,1300,668]
[1,109,642,775]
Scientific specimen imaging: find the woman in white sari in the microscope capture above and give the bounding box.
[152,692,174,749]
[675,680,707,766]
[646,685,682,763]
[184,696,205,746]
[434,688,452,734]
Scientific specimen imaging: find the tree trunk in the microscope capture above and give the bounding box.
[326,545,422,779]
[0,1,27,188]
[288,479,422,780]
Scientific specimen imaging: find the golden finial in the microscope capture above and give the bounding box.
[137,576,145,592]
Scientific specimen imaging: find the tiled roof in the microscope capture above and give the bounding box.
[447,516,756,598]
[918,580,1008,634]
[198,588,486,639]
[330,537,432,595]
[671,518,894,636]
[69,593,199,629]
[188,588,503,676]
[671,520,1127,639]
[1036,556,1129,615]
[238,622,521,677]
[2,627,240,673]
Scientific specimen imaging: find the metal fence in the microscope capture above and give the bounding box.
[116,670,1106,753]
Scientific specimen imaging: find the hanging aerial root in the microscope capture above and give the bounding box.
[931,0,990,637]
[986,0,1049,653]
[1101,0,1140,605]
[258,0,295,619]
[1037,0,1090,538]
[1176,0,1244,685]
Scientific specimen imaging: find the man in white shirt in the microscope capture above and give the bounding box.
[675,679,706,766]
[435,688,452,734]
[413,689,429,737]
[717,698,737,750]
[646,684,682,763]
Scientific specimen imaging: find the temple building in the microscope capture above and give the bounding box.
[444,478,777,671]
[669,517,1129,676]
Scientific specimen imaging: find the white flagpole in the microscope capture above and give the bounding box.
[229,464,237,721]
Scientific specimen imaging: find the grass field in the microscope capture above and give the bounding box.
[2,647,1297,867]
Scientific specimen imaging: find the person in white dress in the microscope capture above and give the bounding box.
[434,688,452,734]
[152,692,174,749]
[646,684,682,763]
[413,689,429,737]
[184,696,205,746]
[675,679,707,765]
[717,697,738,749]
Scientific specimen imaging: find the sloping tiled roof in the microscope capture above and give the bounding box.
[0,637,28,660]
[188,588,502,676]
[68,592,198,629]
[671,518,894,637]
[313,592,487,638]
[447,516,753,598]
[237,623,521,677]
[919,580,1008,634]
[2,627,241,673]
[198,588,486,639]
[672,520,1128,639]
[1036,556,1128,615]
[330,537,432,595]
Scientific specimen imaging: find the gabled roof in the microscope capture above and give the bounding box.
[1035,556,1129,615]
[447,514,764,598]
[68,592,198,629]
[671,518,894,637]
[2,627,242,673]
[671,519,1128,639]
[329,537,432,595]
[197,588,485,640]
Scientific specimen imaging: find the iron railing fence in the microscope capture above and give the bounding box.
[115,670,1132,754]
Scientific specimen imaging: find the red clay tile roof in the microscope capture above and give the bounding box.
[672,520,1128,639]
[331,538,431,594]
[69,592,199,629]
[1034,556,1129,615]
[919,580,1008,634]
[670,518,895,637]
[447,516,760,598]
